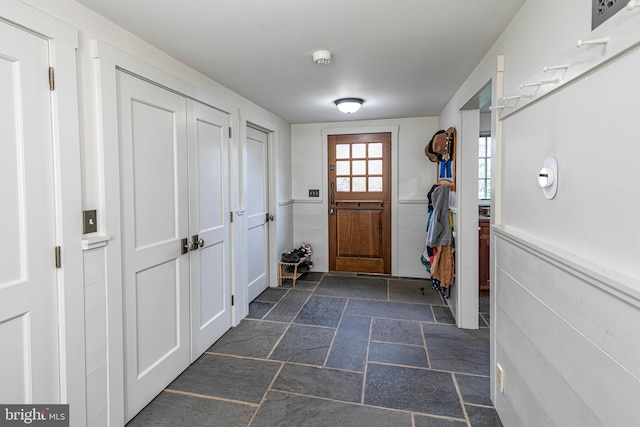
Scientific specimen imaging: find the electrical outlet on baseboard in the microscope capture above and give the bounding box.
[496,363,505,393]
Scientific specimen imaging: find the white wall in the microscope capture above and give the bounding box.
[439,0,640,424]
[18,1,292,425]
[292,117,439,278]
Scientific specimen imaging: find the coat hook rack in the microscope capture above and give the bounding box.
[543,64,570,72]
[628,0,640,10]
[519,79,558,89]
[576,38,609,48]
[502,94,532,101]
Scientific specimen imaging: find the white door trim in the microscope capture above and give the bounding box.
[455,109,480,329]
[1,2,85,425]
[321,126,399,274]
[92,41,238,426]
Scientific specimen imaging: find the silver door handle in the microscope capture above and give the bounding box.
[198,239,204,248]
[182,238,193,254]
[330,183,335,205]
[191,235,200,250]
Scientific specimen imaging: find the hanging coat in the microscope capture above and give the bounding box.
[431,245,455,288]
[426,185,452,248]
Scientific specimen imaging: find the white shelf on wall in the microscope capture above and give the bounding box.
[82,234,111,250]
[497,5,640,120]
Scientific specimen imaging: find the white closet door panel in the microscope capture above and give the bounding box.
[188,100,231,359]
[0,21,58,404]
[195,119,224,230]
[130,99,181,248]
[117,71,190,421]
[0,313,29,403]
[247,228,267,278]
[197,243,225,326]
[134,260,181,376]
[246,126,267,222]
[0,55,22,287]
[246,126,270,301]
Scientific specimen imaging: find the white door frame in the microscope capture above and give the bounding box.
[93,41,237,426]
[1,2,85,424]
[453,109,480,329]
[454,78,493,330]
[237,113,278,317]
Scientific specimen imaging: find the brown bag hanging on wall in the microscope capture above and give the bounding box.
[425,127,455,162]
[431,131,448,157]
[425,129,445,162]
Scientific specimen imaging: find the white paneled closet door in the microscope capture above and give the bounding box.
[0,19,59,404]
[117,71,191,421]
[246,126,270,302]
[187,99,232,360]
[117,71,233,420]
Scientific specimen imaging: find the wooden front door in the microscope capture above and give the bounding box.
[328,133,391,274]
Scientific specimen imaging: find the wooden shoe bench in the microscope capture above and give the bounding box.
[278,255,311,287]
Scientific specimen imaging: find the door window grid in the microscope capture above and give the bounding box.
[478,135,491,200]
[335,142,383,192]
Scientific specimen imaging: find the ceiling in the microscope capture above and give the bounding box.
[75,0,525,124]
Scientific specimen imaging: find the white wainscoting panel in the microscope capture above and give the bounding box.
[83,247,108,427]
[493,230,640,426]
[396,201,430,279]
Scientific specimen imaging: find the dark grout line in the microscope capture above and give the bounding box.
[265,322,293,360]
[464,402,497,409]
[420,321,432,369]
[163,388,259,408]
[246,362,286,427]
[451,373,471,425]
[203,351,280,365]
[321,297,348,368]
[362,314,374,405]
[369,339,426,348]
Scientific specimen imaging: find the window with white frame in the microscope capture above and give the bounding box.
[478,135,491,200]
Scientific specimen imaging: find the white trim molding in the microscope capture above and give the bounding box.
[493,225,640,307]
[82,234,111,250]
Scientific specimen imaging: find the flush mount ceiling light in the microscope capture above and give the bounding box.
[312,50,332,65]
[334,98,364,114]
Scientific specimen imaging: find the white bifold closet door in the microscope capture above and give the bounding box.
[187,99,232,360]
[0,19,59,404]
[117,71,231,421]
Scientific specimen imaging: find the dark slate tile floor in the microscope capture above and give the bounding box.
[128,273,501,427]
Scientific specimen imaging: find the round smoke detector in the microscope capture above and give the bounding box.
[312,50,332,65]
